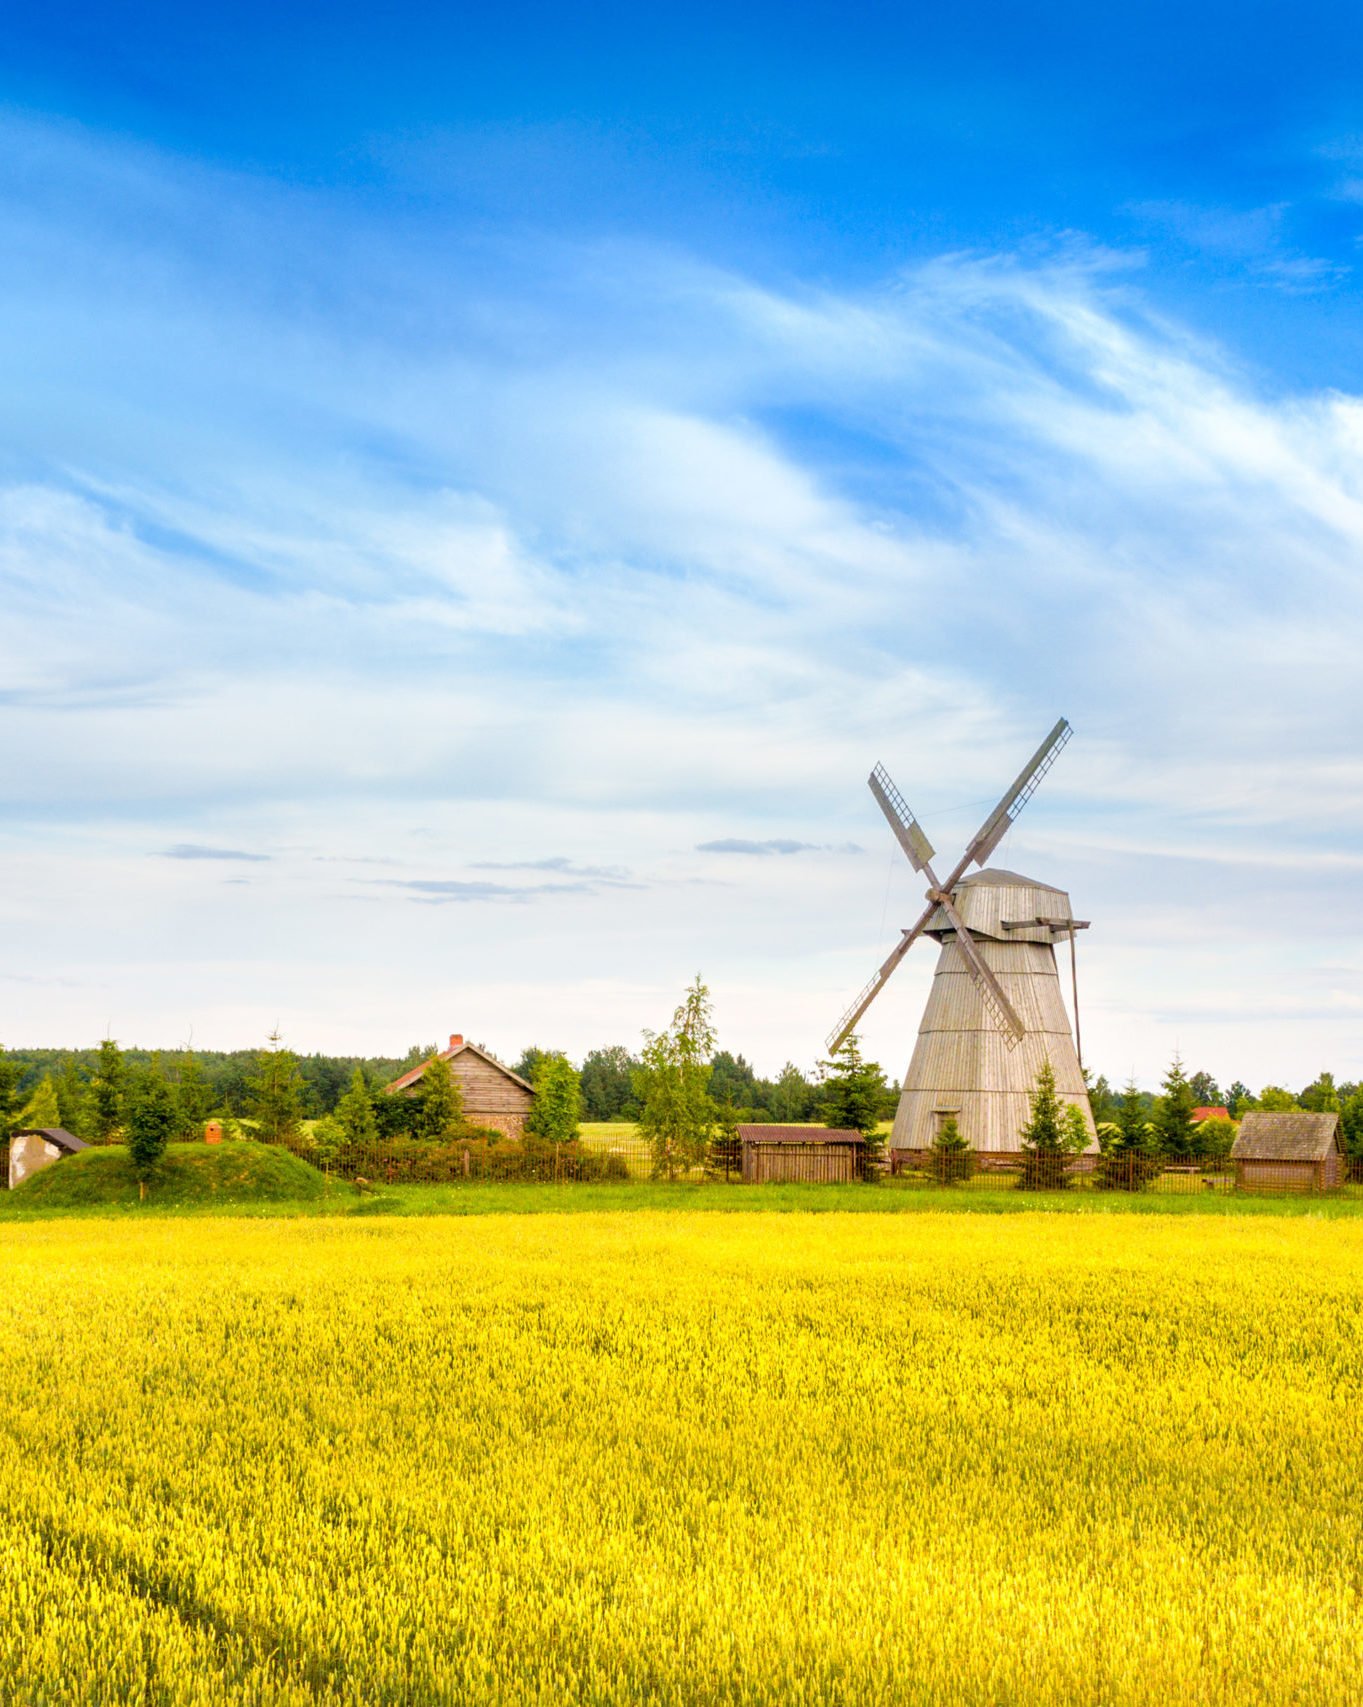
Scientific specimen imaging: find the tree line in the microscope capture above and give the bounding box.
[4,1028,1359,1166]
[1086,1060,1363,1158]
[0,979,894,1185]
[0,1025,895,1143]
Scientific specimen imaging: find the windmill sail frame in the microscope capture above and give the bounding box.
[826,718,1072,1055]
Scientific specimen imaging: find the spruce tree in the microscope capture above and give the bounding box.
[817,1034,887,1174]
[525,1053,583,1146]
[248,1032,305,1143]
[1153,1054,1199,1160]
[1095,1079,1158,1190]
[337,1067,380,1144]
[417,1056,464,1141]
[174,1052,215,1139]
[929,1114,974,1184]
[56,1056,88,1136]
[1019,1060,1085,1190]
[87,1038,125,1143]
[126,1071,176,1199]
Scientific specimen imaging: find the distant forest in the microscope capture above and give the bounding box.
[2,1040,1359,1142]
[0,1041,858,1130]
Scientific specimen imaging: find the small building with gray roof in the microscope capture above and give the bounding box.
[1230,1111,1344,1192]
[8,1127,89,1191]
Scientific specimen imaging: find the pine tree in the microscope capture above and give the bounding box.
[525,1053,582,1146]
[1187,1069,1223,1108]
[770,1062,814,1123]
[1095,1079,1159,1191]
[19,1074,61,1128]
[0,1046,21,1143]
[87,1038,125,1143]
[337,1067,380,1143]
[1226,1081,1253,1118]
[416,1056,464,1141]
[817,1034,887,1174]
[1086,1072,1117,1125]
[929,1114,975,1184]
[126,1070,176,1198]
[1019,1059,1085,1190]
[1153,1054,1199,1160]
[249,1032,305,1143]
[174,1052,215,1139]
[56,1056,88,1136]
[636,975,717,1179]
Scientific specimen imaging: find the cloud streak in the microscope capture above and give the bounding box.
[1,115,1361,1081]
[161,843,270,862]
[696,838,861,856]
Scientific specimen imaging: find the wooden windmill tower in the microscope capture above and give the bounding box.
[828,719,1095,1157]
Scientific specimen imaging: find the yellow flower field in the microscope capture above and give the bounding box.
[2,1211,1361,1704]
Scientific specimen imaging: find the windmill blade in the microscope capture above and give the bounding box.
[826,899,937,1054]
[868,764,936,873]
[963,718,1072,870]
[933,891,1026,1049]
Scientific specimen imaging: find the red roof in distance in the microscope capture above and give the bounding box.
[1193,1106,1230,1122]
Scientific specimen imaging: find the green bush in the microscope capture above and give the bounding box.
[316,1136,629,1185]
[929,1115,975,1185]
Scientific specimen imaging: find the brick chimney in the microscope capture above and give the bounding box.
[449,1033,464,1049]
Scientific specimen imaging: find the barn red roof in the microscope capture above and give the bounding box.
[1193,1106,1230,1123]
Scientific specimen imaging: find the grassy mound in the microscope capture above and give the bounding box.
[9,1142,329,1210]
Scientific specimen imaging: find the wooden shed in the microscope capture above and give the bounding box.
[384,1033,536,1139]
[738,1125,865,1184]
[1231,1111,1344,1192]
[8,1127,88,1191]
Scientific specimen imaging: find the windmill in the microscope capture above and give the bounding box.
[828,719,1095,1156]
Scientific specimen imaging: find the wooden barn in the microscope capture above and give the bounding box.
[738,1125,865,1184]
[8,1126,88,1191]
[1231,1111,1345,1192]
[385,1034,535,1139]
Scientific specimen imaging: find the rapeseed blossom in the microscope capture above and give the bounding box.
[1,1212,1360,1703]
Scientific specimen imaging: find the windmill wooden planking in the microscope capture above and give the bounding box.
[829,719,1095,1160]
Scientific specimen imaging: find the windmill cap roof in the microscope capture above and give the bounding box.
[958,868,1066,893]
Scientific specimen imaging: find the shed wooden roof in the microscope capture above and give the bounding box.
[737,1125,865,1145]
[1231,1111,1341,1162]
[12,1127,88,1154]
[385,1039,535,1097]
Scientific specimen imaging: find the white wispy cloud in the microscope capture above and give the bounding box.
[1,113,1360,1083]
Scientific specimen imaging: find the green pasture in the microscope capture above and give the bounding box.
[4,1143,1362,1222]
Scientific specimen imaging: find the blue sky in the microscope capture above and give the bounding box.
[2,2,1361,1085]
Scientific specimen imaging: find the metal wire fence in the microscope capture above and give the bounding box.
[5,1130,1356,1197]
[890,1152,1357,1195]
